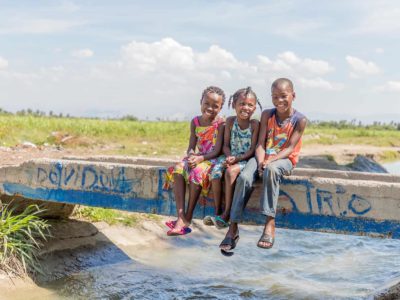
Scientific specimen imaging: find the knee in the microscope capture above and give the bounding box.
[237,171,252,186]
[225,167,236,180]
[263,164,279,176]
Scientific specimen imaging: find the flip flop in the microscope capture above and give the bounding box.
[257,233,275,249]
[213,215,229,229]
[203,215,214,226]
[165,220,177,229]
[167,226,192,236]
[220,235,239,257]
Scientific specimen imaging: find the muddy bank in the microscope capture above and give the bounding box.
[375,282,400,300]
[0,217,168,299]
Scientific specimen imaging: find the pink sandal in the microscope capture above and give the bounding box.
[167,226,192,236]
[165,220,177,229]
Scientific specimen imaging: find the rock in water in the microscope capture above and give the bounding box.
[350,155,388,173]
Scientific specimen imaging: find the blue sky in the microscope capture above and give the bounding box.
[0,0,399,122]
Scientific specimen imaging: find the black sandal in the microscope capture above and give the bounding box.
[257,233,275,249]
[219,235,239,257]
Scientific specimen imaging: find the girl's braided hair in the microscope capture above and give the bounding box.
[200,86,226,106]
[228,87,262,110]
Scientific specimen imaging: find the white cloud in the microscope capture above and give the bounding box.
[346,55,381,78]
[122,38,195,72]
[72,48,94,58]
[0,38,341,119]
[374,81,400,92]
[258,51,334,76]
[0,56,8,69]
[375,48,385,54]
[0,19,85,35]
[298,77,342,90]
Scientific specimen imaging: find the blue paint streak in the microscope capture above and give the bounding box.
[3,182,168,215]
[3,182,400,239]
[282,178,314,213]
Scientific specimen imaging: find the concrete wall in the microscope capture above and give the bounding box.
[1,156,400,238]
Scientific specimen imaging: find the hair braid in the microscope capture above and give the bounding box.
[200,86,226,106]
[229,86,262,110]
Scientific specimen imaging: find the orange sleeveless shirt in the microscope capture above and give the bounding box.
[265,109,305,167]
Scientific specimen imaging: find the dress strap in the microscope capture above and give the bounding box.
[193,116,200,127]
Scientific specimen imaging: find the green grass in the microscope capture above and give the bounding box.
[0,203,50,276]
[378,150,400,162]
[74,206,161,226]
[304,125,400,147]
[0,115,399,156]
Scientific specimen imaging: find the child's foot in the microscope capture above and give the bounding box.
[166,218,191,236]
[257,217,275,249]
[167,226,192,236]
[219,225,239,251]
[203,215,214,226]
[165,220,177,229]
[213,214,229,229]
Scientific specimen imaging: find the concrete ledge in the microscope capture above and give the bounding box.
[0,156,399,238]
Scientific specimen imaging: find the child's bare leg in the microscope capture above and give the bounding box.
[185,182,202,223]
[221,164,241,222]
[172,173,190,227]
[211,178,222,216]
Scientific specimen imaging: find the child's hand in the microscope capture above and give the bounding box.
[187,155,204,169]
[258,157,275,176]
[225,156,236,166]
[258,162,264,177]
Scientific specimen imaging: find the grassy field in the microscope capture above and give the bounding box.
[0,115,399,157]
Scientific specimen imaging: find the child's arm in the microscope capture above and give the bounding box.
[186,119,197,155]
[255,110,272,173]
[222,117,234,157]
[231,119,259,164]
[263,117,307,166]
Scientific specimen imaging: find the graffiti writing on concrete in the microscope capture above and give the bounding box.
[36,163,136,194]
[279,179,372,217]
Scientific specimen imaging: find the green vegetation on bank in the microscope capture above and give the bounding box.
[0,114,399,157]
[74,206,161,226]
[0,204,50,276]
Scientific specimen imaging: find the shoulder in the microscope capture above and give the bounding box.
[250,119,260,130]
[292,110,307,131]
[292,110,307,128]
[191,116,201,126]
[226,116,235,126]
[215,115,225,125]
[261,108,275,120]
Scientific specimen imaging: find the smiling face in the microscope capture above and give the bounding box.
[271,83,295,115]
[234,94,257,121]
[201,92,223,122]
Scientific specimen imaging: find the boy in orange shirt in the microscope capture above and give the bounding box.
[219,78,307,252]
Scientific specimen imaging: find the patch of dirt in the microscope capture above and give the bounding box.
[301,144,400,165]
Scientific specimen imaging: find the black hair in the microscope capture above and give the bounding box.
[228,86,262,110]
[200,86,226,106]
[271,78,294,92]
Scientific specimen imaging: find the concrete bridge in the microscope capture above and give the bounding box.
[1,156,399,239]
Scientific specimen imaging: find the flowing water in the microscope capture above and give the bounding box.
[383,160,400,174]
[30,224,400,300]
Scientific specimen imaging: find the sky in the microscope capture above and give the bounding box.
[0,0,399,122]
